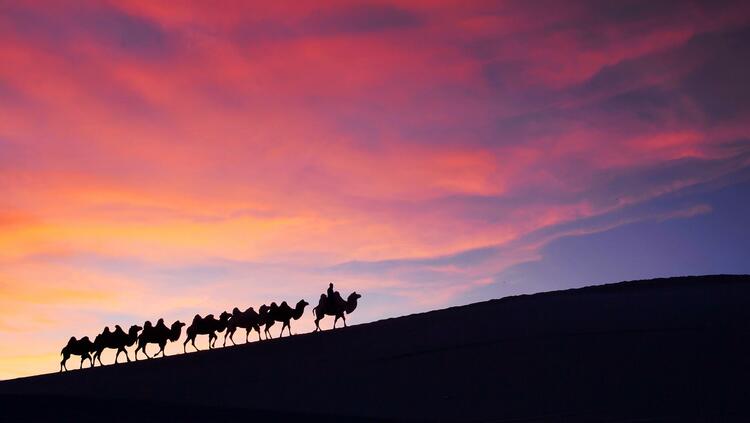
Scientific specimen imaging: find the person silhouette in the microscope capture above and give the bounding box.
[327,283,335,308]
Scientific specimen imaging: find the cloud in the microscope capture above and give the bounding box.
[301,3,423,35]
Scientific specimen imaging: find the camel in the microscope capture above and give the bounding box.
[223,307,262,346]
[134,319,185,360]
[257,304,272,339]
[183,311,231,352]
[263,299,309,338]
[60,336,95,371]
[313,291,361,331]
[92,324,142,366]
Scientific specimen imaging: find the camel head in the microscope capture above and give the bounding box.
[259,304,269,315]
[169,321,186,341]
[128,324,143,335]
[219,311,232,322]
[292,299,309,319]
[345,292,361,314]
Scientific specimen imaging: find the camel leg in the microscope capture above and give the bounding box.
[314,315,321,332]
[88,354,94,368]
[245,329,249,343]
[60,353,69,372]
[114,349,121,364]
[223,330,230,347]
[159,342,167,357]
[124,350,131,363]
[342,315,347,327]
[192,337,198,351]
[183,338,189,353]
[333,315,339,329]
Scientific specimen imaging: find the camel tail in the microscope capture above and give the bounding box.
[312,306,317,316]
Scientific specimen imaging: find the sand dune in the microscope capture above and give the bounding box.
[2,274,750,422]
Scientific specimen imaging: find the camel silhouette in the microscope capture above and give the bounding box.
[262,302,279,339]
[134,319,185,360]
[313,291,361,331]
[257,304,272,340]
[223,307,262,346]
[92,324,142,366]
[183,311,231,352]
[263,299,309,338]
[60,336,95,371]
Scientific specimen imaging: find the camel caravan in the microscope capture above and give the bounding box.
[59,284,361,371]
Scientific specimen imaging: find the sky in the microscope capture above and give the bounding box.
[1,0,750,379]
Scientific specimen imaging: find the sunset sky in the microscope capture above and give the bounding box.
[2,0,750,378]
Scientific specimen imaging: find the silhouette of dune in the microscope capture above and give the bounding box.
[2,274,750,422]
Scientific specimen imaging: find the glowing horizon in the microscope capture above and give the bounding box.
[2,0,750,379]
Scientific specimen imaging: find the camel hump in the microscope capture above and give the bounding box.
[68,336,77,344]
[205,313,215,320]
[192,314,202,322]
